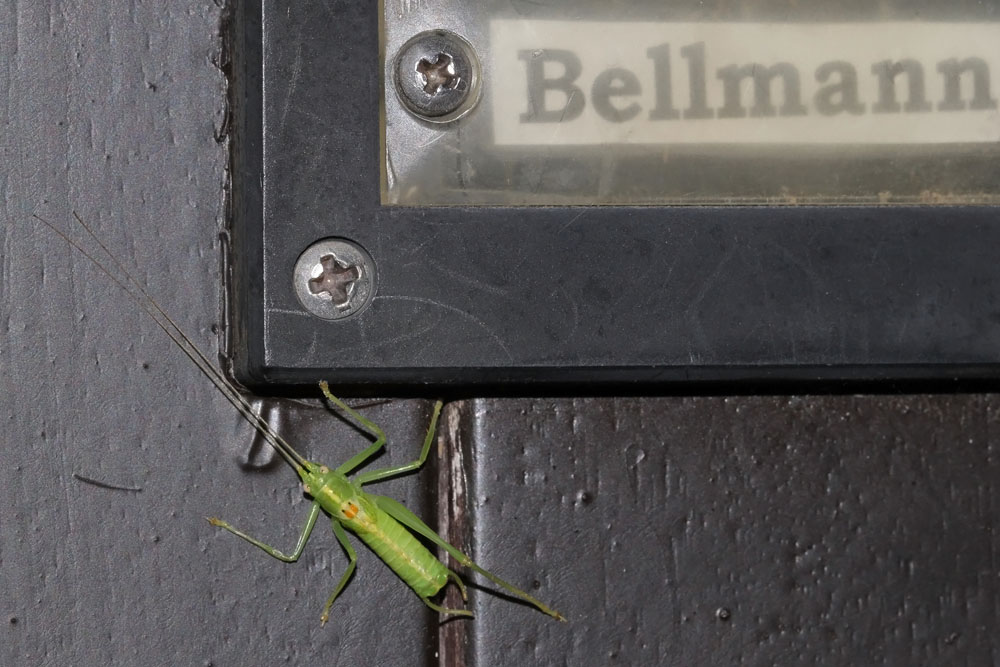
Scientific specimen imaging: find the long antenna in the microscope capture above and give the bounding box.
[30,212,308,473]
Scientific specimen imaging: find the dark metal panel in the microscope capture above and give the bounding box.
[231,0,1000,391]
[448,397,999,665]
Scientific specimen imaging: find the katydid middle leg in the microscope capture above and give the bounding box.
[320,521,359,625]
[207,500,322,562]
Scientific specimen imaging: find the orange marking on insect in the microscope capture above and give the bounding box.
[343,502,359,519]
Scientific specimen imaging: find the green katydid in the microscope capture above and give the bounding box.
[30,212,566,624]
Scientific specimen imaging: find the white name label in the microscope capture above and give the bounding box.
[490,21,1000,145]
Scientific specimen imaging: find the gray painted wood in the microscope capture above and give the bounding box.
[451,397,999,665]
[1,3,435,664]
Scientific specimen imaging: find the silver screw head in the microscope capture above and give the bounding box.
[393,30,482,123]
[293,238,376,320]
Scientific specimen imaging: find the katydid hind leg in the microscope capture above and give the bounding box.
[207,500,321,562]
[356,400,443,485]
[447,569,469,601]
[372,495,567,621]
[321,521,359,625]
[420,596,474,618]
[318,381,389,475]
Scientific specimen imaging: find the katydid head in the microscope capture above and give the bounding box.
[297,463,378,529]
[299,462,355,505]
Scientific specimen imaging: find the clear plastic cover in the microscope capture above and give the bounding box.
[382,2,1000,206]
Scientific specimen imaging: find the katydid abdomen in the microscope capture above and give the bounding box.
[303,464,465,613]
[352,508,449,599]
